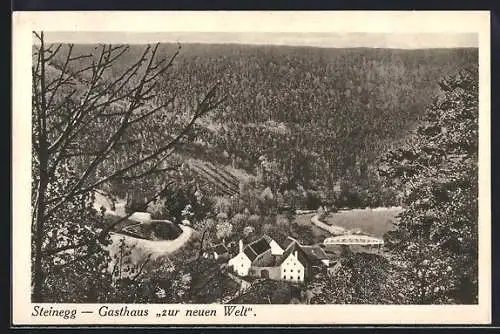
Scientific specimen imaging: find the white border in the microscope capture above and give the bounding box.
[12,11,491,325]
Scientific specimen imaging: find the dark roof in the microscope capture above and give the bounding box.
[252,238,271,254]
[301,245,328,261]
[243,237,272,261]
[122,219,182,240]
[243,247,258,261]
[213,244,228,255]
[280,241,310,267]
[282,236,298,249]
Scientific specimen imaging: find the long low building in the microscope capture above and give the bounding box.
[323,234,384,246]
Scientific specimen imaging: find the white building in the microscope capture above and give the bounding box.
[279,239,330,283]
[228,240,253,276]
[228,235,331,282]
[228,235,279,277]
[280,242,308,283]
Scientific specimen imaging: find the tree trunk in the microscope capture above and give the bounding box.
[32,32,48,302]
[198,229,208,258]
[33,164,48,302]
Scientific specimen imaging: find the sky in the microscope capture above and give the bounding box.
[41,32,478,49]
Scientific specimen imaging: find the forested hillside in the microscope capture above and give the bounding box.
[48,43,477,208]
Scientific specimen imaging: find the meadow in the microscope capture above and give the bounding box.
[323,207,403,238]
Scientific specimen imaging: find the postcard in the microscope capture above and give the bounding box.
[12,10,491,325]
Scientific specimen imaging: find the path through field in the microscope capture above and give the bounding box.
[311,214,346,235]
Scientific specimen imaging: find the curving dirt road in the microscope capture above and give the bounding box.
[105,224,194,274]
[310,214,346,235]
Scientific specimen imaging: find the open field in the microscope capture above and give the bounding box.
[324,207,403,238]
[294,206,403,241]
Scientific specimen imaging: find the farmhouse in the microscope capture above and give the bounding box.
[279,240,331,282]
[228,235,282,276]
[228,234,332,283]
[228,240,252,276]
[280,242,310,283]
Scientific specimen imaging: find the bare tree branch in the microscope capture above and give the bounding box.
[45,44,74,110]
[127,96,175,125]
[33,34,225,273]
[117,164,178,181]
[45,45,127,176]
[42,180,175,256]
[131,254,152,281]
[49,45,160,203]
[32,31,42,43]
[45,83,224,215]
[44,44,63,62]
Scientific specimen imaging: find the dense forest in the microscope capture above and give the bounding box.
[31,34,478,305]
[48,43,477,209]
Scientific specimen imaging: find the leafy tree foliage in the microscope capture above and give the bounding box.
[309,253,392,304]
[381,69,479,304]
[35,161,114,302]
[31,32,224,301]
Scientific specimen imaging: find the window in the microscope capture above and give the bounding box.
[291,269,293,272]
[241,264,243,267]
[284,269,286,272]
[298,270,300,273]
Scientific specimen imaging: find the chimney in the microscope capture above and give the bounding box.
[294,250,298,258]
[239,239,243,253]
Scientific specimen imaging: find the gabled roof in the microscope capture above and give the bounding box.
[243,236,272,261]
[301,245,329,261]
[280,241,310,267]
[243,247,258,261]
[213,243,228,255]
[252,238,271,254]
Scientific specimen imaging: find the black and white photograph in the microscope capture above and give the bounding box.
[13,11,491,325]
